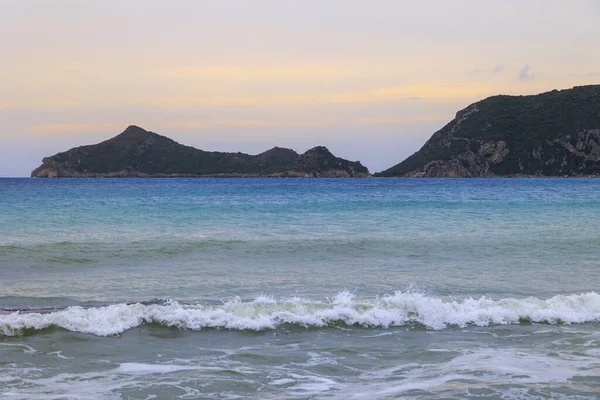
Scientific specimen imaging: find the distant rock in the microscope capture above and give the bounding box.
[298,146,370,178]
[377,85,600,177]
[31,125,370,178]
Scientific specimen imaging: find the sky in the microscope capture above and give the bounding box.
[1,0,599,176]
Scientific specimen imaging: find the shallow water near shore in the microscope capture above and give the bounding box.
[1,178,600,399]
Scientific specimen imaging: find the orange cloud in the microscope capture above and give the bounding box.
[357,116,448,125]
[132,84,495,107]
[160,120,283,130]
[162,116,447,131]
[160,119,337,130]
[154,64,367,81]
[25,117,445,137]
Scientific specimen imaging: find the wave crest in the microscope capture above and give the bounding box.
[2,291,600,337]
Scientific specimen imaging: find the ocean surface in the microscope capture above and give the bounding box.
[1,178,600,399]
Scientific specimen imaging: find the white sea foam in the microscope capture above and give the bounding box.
[46,351,73,359]
[2,291,600,337]
[114,362,200,374]
[341,346,600,399]
[0,343,37,353]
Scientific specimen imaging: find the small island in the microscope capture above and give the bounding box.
[31,125,371,178]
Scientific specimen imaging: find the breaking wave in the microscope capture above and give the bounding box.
[2,291,600,337]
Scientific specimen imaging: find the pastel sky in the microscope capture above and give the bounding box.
[1,0,599,176]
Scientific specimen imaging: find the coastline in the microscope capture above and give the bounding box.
[29,174,599,178]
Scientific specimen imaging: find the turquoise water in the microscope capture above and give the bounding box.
[1,178,600,398]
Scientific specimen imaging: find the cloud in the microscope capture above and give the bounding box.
[132,85,493,107]
[161,118,443,130]
[25,116,451,138]
[357,116,447,125]
[518,64,534,81]
[571,71,600,77]
[469,65,504,75]
[154,64,366,81]
[161,120,292,130]
[27,123,128,134]
[166,116,448,130]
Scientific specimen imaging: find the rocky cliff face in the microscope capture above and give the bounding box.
[377,85,600,177]
[31,126,370,178]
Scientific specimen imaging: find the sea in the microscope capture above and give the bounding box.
[1,177,600,399]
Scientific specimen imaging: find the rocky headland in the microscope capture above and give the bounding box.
[377,85,600,177]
